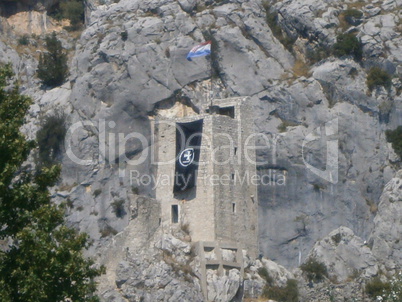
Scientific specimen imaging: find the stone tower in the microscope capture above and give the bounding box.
[154,97,258,257]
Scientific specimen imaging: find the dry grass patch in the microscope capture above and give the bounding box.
[348,1,367,10]
[292,59,311,78]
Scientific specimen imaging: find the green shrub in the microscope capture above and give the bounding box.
[131,186,139,194]
[300,258,328,282]
[111,199,126,218]
[93,188,102,197]
[331,233,342,245]
[366,277,391,298]
[340,8,363,29]
[367,67,392,91]
[48,4,63,21]
[37,32,69,88]
[48,0,85,30]
[386,126,402,159]
[121,30,128,41]
[258,267,274,285]
[343,9,363,23]
[333,33,362,61]
[262,279,299,302]
[61,0,85,31]
[99,224,118,237]
[36,113,67,166]
[18,34,30,45]
[382,272,402,302]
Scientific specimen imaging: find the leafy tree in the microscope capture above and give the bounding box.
[37,32,69,88]
[333,33,362,61]
[300,258,328,282]
[386,126,402,159]
[36,113,67,167]
[0,64,103,301]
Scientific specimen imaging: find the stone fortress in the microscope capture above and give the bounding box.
[153,96,259,299]
[154,96,258,256]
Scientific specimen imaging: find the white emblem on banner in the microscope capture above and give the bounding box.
[179,148,194,167]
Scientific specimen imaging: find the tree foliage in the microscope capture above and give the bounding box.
[37,32,69,88]
[36,113,67,167]
[48,0,85,31]
[333,33,362,61]
[386,126,402,159]
[300,258,328,282]
[0,64,103,301]
[60,0,85,31]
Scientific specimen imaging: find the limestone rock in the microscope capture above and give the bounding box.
[177,0,196,13]
[369,170,402,272]
[307,226,378,282]
[206,269,241,302]
[99,227,204,302]
[261,259,295,287]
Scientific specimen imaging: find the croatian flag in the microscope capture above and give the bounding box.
[186,41,211,61]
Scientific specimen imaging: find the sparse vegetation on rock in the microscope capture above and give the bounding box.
[333,33,362,61]
[386,126,402,159]
[36,113,67,167]
[111,199,126,218]
[37,32,69,88]
[17,34,29,45]
[300,258,328,282]
[262,279,299,302]
[49,0,85,30]
[121,30,128,41]
[262,1,295,52]
[366,277,391,299]
[367,67,392,91]
[339,8,363,30]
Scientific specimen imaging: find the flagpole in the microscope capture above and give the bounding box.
[210,55,213,109]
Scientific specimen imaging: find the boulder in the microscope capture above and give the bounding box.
[306,226,378,282]
[206,268,241,302]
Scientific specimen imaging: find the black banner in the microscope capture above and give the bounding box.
[174,120,203,192]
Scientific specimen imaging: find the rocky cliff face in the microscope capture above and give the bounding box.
[56,0,402,268]
[0,0,401,300]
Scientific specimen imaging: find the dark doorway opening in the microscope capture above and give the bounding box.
[171,205,179,223]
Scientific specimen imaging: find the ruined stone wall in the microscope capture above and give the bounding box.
[154,116,216,242]
[211,98,259,257]
[179,115,216,242]
[211,115,238,243]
